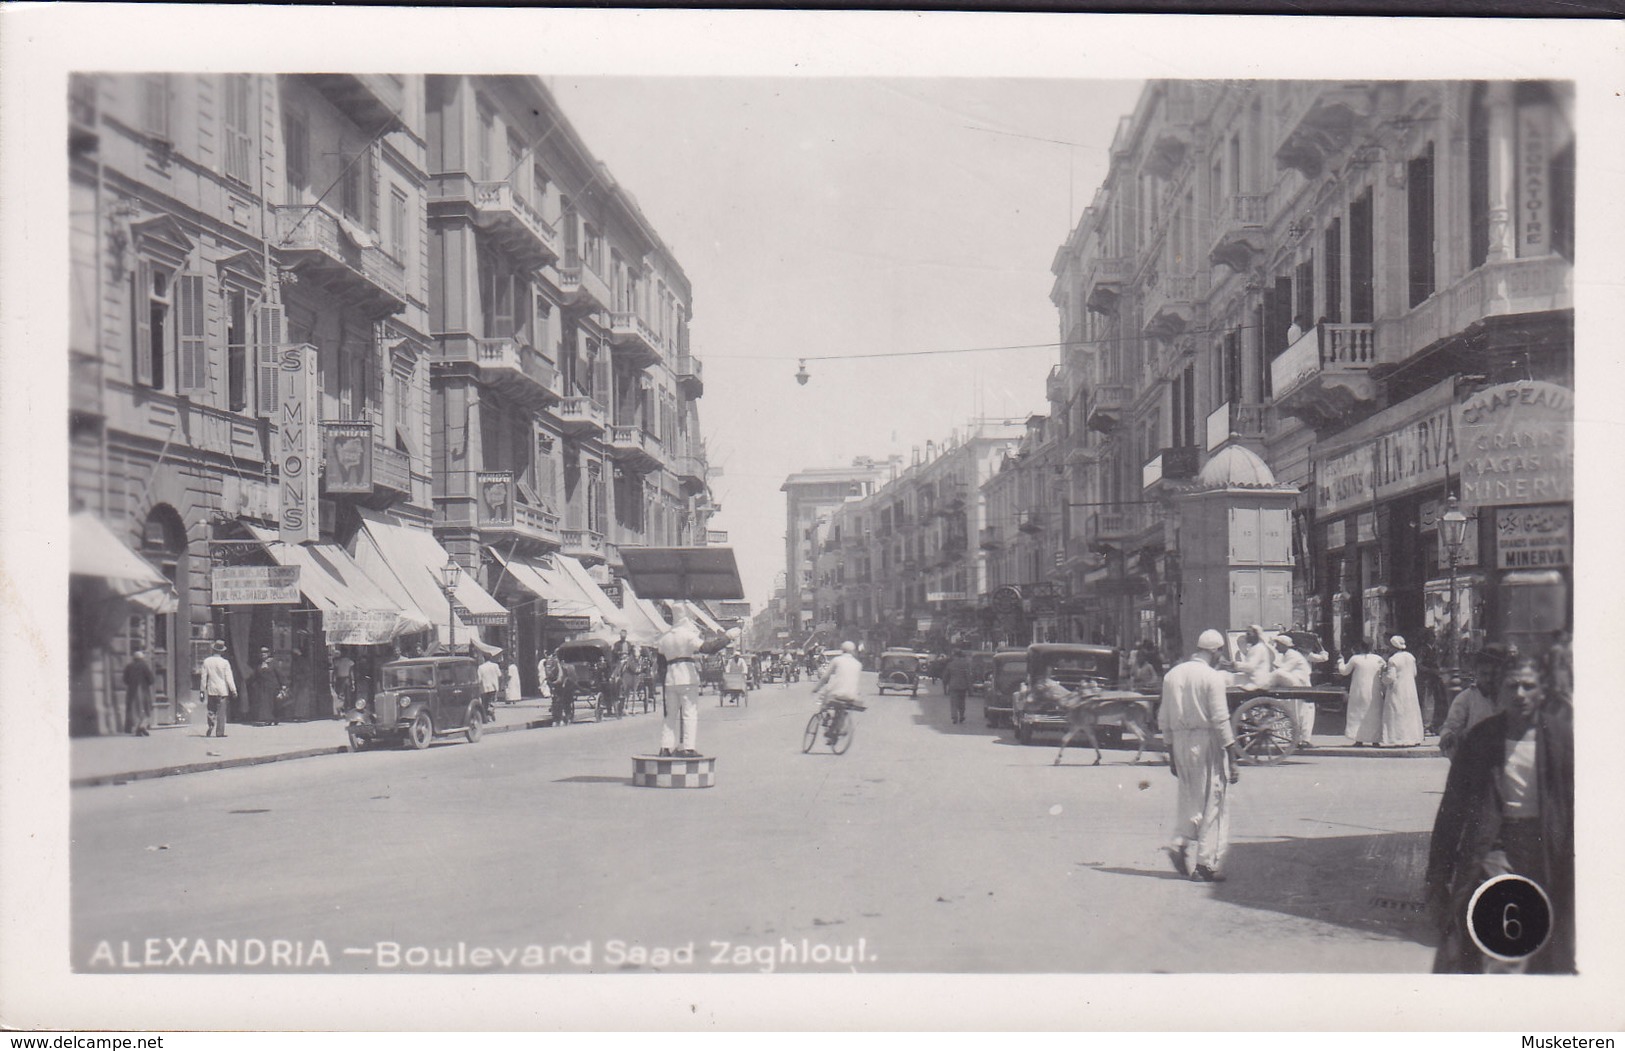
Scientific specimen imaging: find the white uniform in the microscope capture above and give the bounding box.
[1269,647,1316,742]
[1237,639,1275,689]
[1158,657,1237,875]
[817,653,863,702]
[658,620,705,753]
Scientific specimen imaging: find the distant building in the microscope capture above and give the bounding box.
[779,459,894,646]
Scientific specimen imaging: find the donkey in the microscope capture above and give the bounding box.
[1052,688,1159,766]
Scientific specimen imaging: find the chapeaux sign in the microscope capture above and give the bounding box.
[1454,381,1573,510]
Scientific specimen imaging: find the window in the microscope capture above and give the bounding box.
[1407,142,1436,308]
[507,131,525,194]
[143,74,171,142]
[226,288,249,411]
[1224,329,1242,406]
[1349,187,1374,323]
[386,186,408,261]
[255,301,285,417]
[477,101,495,182]
[1294,255,1315,331]
[392,364,415,453]
[535,432,558,510]
[1468,82,1490,269]
[532,161,550,214]
[222,75,254,185]
[131,261,172,389]
[1323,218,1343,324]
[340,146,375,230]
[283,110,308,206]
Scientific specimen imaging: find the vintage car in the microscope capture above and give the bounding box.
[966,650,996,696]
[347,656,484,751]
[981,648,1029,728]
[1010,643,1140,746]
[876,649,923,696]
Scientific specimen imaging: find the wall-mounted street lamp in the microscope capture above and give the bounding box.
[440,556,462,651]
[795,360,810,386]
[1440,495,1471,674]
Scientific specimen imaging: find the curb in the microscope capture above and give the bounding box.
[70,716,558,790]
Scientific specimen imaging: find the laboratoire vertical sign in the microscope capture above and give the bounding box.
[279,343,321,543]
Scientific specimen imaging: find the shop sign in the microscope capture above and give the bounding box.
[927,591,968,603]
[1455,381,1573,509]
[278,344,320,544]
[324,609,398,645]
[1315,406,1456,517]
[547,615,592,632]
[212,565,300,605]
[1495,505,1570,569]
[222,476,278,524]
[1355,511,1377,545]
[707,530,729,544]
[477,472,515,527]
[1325,518,1348,551]
[458,610,513,627]
[322,421,374,494]
[600,582,623,605]
[1517,103,1553,256]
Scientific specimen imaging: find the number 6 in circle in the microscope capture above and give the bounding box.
[1466,873,1553,963]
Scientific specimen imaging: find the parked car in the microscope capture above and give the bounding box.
[347,655,484,751]
[877,650,923,696]
[982,648,1028,728]
[966,650,996,696]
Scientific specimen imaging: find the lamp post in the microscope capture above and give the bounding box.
[441,557,461,652]
[1440,495,1470,678]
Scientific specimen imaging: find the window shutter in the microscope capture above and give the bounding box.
[256,301,284,416]
[131,260,154,388]
[176,273,207,394]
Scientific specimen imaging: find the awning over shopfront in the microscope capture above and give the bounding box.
[675,599,724,634]
[69,511,178,613]
[245,524,430,644]
[555,555,632,636]
[485,547,554,604]
[351,509,506,652]
[617,582,671,646]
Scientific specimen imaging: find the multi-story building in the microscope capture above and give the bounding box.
[1040,79,1573,661]
[67,73,709,733]
[779,459,894,645]
[422,75,711,692]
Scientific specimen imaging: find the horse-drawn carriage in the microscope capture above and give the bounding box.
[546,640,623,723]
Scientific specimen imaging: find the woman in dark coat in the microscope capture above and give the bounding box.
[1424,651,1573,973]
[247,647,287,726]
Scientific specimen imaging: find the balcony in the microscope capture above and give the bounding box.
[552,394,607,438]
[1141,90,1196,180]
[1016,509,1046,535]
[672,451,706,491]
[979,526,1003,551]
[471,181,560,270]
[371,442,412,501]
[560,527,607,564]
[454,337,561,411]
[675,355,704,398]
[1210,193,1271,272]
[1086,382,1132,433]
[1271,322,1383,427]
[1087,509,1150,549]
[1275,83,1373,179]
[1142,270,1200,339]
[273,204,406,318]
[302,74,405,134]
[607,425,662,473]
[557,251,613,314]
[608,311,664,369]
[1085,255,1130,316]
[1377,255,1573,366]
[1205,400,1272,450]
[478,501,562,553]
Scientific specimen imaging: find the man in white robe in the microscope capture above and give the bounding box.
[1236,625,1275,689]
[1269,633,1317,745]
[1158,629,1244,882]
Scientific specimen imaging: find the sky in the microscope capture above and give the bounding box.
[545,77,1146,611]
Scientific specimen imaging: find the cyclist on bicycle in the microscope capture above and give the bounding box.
[814,641,866,742]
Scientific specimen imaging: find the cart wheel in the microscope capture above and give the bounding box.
[802,711,824,753]
[1232,696,1299,765]
[831,712,855,754]
[465,702,483,744]
[407,710,434,750]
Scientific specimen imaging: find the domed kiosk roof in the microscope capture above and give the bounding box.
[1196,444,1278,489]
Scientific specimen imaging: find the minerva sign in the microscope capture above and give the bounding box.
[1454,381,1573,510]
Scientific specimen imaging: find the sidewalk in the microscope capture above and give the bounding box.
[70,698,566,788]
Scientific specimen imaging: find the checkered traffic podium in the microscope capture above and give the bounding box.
[631,753,717,789]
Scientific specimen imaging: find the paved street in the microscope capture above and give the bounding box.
[72,673,1442,974]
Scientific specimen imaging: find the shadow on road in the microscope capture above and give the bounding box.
[1208,831,1436,944]
[551,775,631,785]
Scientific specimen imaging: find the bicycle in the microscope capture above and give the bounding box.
[803,695,862,755]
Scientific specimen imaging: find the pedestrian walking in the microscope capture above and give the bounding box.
[200,640,237,738]
[942,647,971,724]
[247,646,287,725]
[477,652,502,723]
[1425,651,1574,972]
[1338,638,1387,746]
[331,647,355,715]
[1157,629,1244,883]
[1438,645,1512,760]
[123,648,155,736]
[504,657,523,705]
[1379,635,1425,747]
